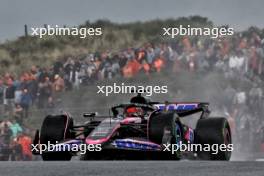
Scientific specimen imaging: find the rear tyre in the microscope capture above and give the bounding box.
[40,115,74,161]
[195,117,232,160]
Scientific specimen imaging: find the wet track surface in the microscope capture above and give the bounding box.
[0,161,263,176]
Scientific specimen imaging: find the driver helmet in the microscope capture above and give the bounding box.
[125,107,144,117]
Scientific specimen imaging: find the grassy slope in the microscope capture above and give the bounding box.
[0,16,213,74]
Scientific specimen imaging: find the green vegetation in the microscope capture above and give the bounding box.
[0,16,214,74]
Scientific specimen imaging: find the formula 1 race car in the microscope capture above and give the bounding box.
[32,94,232,161]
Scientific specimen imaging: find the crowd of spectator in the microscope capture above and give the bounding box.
[1,30,264,160]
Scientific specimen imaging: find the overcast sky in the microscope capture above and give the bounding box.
[1,0,264,42]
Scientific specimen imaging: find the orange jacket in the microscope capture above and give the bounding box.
[17,135,32,158]
[154,58,164,72]
[183,37,192,51]
[123,59,142,77]
[142,63,150,74]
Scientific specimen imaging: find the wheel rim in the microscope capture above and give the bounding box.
[224,128,231,145]
[224,127,232,159]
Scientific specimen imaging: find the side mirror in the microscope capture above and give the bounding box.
[83,112,97,118]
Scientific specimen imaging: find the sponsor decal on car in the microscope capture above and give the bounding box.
[154,103,198,111]
[112,139,161,150]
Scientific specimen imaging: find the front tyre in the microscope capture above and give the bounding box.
[40,115,74,161]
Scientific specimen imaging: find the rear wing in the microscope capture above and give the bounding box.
[111,102,210,118]
[152,102,210,118]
